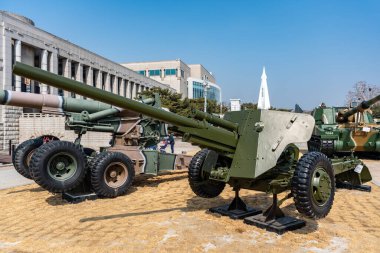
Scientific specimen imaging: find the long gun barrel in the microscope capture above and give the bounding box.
[339,94,380,121]
[0,89,113,114]
[12,62,238,152]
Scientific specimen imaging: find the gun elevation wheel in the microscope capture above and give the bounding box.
[90,152,135,198]
[29,141,87,192]
[291,151,335,219]
[188,149,225,198]
[12,138,43,179]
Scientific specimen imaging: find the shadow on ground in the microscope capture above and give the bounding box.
[78,192,318,234]
[7,186,45,194]
[45,171,187,206]
[133,171,188,187]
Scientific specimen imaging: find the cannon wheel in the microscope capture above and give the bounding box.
[188,149,226,198]
[90,152,135,198]
[12,136,60,179]
[83,147,96,157]
[291,151,335,219]
[12,138,43,179]
[29,141,87,192]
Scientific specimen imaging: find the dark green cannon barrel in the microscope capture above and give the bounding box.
[339,94,380,121]
[13,62,238,152]
[191,109,238,131]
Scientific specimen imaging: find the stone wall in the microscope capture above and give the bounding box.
[1,107,22,150]
[19,113,112,150]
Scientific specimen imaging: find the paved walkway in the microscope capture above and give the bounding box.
[0,165,33,190]
[362,159,380,186]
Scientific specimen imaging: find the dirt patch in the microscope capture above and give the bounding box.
[0,171,379,252]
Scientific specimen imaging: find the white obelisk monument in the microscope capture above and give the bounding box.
[257,67,271,109]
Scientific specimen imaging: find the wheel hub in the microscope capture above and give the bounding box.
[312,167,332,206]
[55,162,66,171]
[47,152,78,181]
[109,171,117,178]
[104,162,128,188]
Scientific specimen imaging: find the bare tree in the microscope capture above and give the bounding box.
[345,81,380,106]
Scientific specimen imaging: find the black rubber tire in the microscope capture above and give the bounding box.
[83,147,96,157]
[90,152,135,198]
[188,149,225,198]
[307,141,319,152]
[291,151,335,219]
[29,141,87,193]
[12,138,43,179]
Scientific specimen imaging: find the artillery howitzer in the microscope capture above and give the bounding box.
[309,95,380,157]
[1,88,191,200]
[12,62,372,233]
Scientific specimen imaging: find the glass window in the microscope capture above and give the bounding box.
[181,69,185,78]
[137,70,146,76]
[165,69,177,76]
[149,69,161,76]
[192,81,220,102]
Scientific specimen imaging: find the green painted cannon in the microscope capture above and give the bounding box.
[1,88,190,199]
[12,62,372,233]
[309,95,380,156]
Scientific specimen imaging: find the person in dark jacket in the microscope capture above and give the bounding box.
[168,133,175,153]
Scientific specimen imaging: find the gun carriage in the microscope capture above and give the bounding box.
[11,62,372,233]
[1,88,190,199]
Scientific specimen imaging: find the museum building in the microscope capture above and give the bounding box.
[122,60,222,103]
[0,11,222,151]
[0,11,172,150]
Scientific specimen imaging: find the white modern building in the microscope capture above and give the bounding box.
[0,11,173,150]
[230,99,241,111]
[122,60,222,103]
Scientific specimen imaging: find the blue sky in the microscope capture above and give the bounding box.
[2,0,380,109]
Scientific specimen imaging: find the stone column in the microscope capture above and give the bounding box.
[14,40,22,92]
[40,49,48,94]
[2,37,22,150]
[120,79,125,97]
[104,73,110,92]
[75,63,83,99]
[49,51,58,95]
[2,35,12,90]
[63,59,71,97]
[130,81,134,99]
[134,83,139,99]
[111,76,117,94]
[96,70,102,89]
[86,67,93,100]
[126,80,131,98]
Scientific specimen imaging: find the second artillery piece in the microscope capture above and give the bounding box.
[12,62,372,233]
[1,89,191,199]
[309,95,380,157]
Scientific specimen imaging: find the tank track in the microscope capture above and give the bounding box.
[307,135,334,157]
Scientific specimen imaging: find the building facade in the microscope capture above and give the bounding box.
[0,11,172,150]
[230,99,241,111]
[121,60,222,103]
[187,77,221,103]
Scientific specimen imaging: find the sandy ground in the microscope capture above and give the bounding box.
[0,166,379,253]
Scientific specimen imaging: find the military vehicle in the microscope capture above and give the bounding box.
[12,62,372,233]
[308,96,380,156]
[0,89,190,199]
